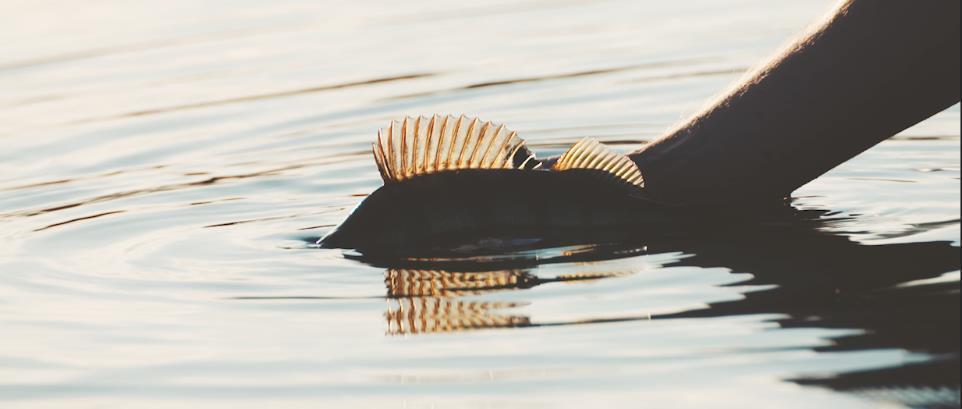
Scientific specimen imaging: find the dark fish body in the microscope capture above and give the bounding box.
[319,169,669,255]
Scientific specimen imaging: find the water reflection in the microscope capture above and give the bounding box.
[385,298,530,335]
[349,206,959,405]
[383,58,714,101]
[636,210,959,407]
[384,268,632,334]
[87,72,435,123]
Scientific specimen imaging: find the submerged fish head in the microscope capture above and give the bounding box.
[317,185,407,252]
[318,171,531,255]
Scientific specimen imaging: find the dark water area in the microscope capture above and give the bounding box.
[1,1,959,408]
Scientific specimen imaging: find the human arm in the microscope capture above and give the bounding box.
[630,0,961,206]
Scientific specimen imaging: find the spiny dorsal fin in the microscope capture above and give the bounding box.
[552,138,645,188]
[373,115,540,183]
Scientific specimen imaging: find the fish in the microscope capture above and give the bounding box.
[318,114,670,255]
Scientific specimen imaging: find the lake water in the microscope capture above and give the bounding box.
[1,1,959,407]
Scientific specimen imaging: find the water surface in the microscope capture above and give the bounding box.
[1,1,959,407]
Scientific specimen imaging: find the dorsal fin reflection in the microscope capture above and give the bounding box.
[383,266,632,335]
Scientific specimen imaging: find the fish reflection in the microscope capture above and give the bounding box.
[385,267,623,297]
[383,267,631,335]
[351,207,959,406]
[385,298,530,335]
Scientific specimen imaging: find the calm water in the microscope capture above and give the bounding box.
[2,1,959,408]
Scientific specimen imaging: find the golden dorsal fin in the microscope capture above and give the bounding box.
[552,138,645,188]
[373,115,538,183]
